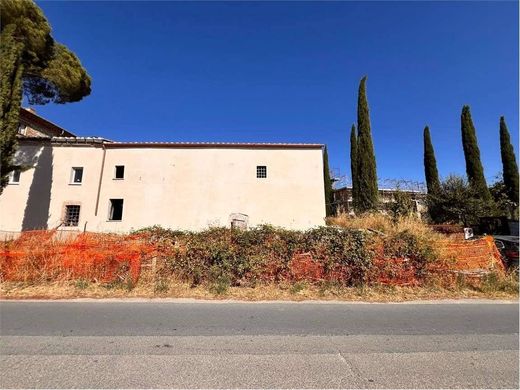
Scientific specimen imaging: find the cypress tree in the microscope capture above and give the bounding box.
[460,105,491,200]
[323,146,334,217]
[423,126,440,194]
[499,116,519,204]
[350,124,359,212]
[0,24,24,191]
[356,76,378,212]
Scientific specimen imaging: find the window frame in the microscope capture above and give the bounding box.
[114,165,125,180]
[256,165,267,179]
[8,168,21,185]
[108,198,124,222]
[63,204,81,227]
[70,167,84,185]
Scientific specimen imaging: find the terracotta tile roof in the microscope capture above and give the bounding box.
[21,137,323,149]
[106,141,324,149]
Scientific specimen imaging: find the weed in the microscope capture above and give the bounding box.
[209,275,230,295]
[154,278,169,294]
[455,273,470,290]
[290,281,307,294]
[74,279,89,290]
[101,277,135,291]
[317,280,343,296]
[481,271,519,294]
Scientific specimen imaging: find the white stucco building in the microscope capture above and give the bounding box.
[0,109,326,233]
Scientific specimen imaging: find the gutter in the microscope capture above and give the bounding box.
[94,143,107,216]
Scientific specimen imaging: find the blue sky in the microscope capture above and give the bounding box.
[34,1,518,185]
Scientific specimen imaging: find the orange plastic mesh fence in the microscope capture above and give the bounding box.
[1,231,505,286]
[1,231,155,283]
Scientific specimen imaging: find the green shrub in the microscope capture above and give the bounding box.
[302,227,372,284]
[208,265,231,295]
[137,225,422,288]
[481,271,519,294]
[383,230,437,274]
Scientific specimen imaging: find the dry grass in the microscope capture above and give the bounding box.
[2,267,517,302]
[327,213,446,241]
[2,281,517,301]
[1,231,153,283]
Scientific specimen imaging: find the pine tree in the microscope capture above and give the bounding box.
[460,105,491,201]
[499,116,519,204]
[0,0,91,193]
[423,126,440,194]
[350,124,359,212]
[323,146,334,216]
[356,76,378,212]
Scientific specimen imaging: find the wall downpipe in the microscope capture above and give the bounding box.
[94,143,107,216]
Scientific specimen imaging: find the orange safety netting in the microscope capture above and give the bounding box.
[1,231,506,286]
[374,236,506,286]
[437,235,505,272]
[1,231,155,283]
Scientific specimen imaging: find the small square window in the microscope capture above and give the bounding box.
[8,169,21,184]
[108,199,124,221]
[256,165,267,178]
[114,165,125,179]
[64,205,81,227]
[70,167,83,184]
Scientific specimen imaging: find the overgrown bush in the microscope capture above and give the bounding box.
[386,190,416,222]
[480,271,519,294]
[3,216,512,294]
[427,175,499,225]
[135,218,450,288]
[383,230,438,274]
[138,225,373,287]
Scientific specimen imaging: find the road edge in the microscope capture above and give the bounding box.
[1,298,518,304]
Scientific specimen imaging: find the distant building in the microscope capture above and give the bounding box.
[332,186,427,217]
[0,109,327,233]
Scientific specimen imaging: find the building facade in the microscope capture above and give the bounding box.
[0,109,326,233]
[332,186,427,217]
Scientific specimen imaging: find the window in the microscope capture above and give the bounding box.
[114,165,125,179]
[18,124,27,135]
[8,169,21,184]
[64,205,81,227]
[256,165,267,178]
[70,167,84,184]
[108,199,124,221]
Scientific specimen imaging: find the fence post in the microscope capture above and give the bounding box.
[152,256,157,282]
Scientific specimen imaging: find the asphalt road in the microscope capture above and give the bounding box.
[1,300,518,389]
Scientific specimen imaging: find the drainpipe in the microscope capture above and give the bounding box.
[94,143,107,216]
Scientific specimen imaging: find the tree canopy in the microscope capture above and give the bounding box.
[0,0,91,192]
[427,175,491,226]
[350,124,359,212]
[423,126,440,194]
[460,105,490,201]
[323,146,334,217]
[356,76,378,212]
[499,116,519,206]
